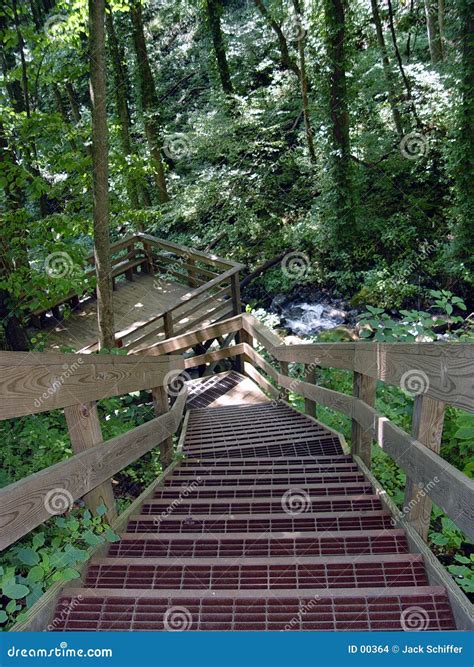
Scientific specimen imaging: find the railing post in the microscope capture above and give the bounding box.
[230,271,242,315]
[404,394,445,541]
[64,401,117,523]
[125,242,135,281]
[164,312,174,339]
[236,326,253,374]
[141,238,154,274]
[304,364,317,418]
[152,385,173,469]
[280,361,290,401]
[187,258,197,288]
[352,371,376,468]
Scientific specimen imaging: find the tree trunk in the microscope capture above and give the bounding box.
[130,0,169,204]
[253,0,300,76]
[370,0,404,137]
[454,0,474,272]
[424,0,443,63]
[206,0,234,95]
[89,0,115,350]
[323,0,355,238]
[105,10,141,209]
[292,0,316,162]
[387,0,422,128]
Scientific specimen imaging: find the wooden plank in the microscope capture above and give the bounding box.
[304,364,317,418]
[134,315,242,356]
[241,314,282,356]
[0,389,187,551]
[241,344,279,382]
[354,454,474,632]
[151,385,173,469]
[243,360,280,399]
[0,353,183,419]
[184,344,245,370]
[275,342,356,370]
[351,372,376,468]
[136,232,244,270]
[404,394,445,541]
[64,402,117,523]
[277,373,354,417]
[353,343,474,412]
[352,398,474,540]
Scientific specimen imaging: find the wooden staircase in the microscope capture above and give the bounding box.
[52,385,456,632]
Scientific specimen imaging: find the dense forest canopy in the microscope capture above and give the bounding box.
[0,0,473,348]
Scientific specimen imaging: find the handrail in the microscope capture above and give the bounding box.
[136,313,474,543]
[0,388,187,550]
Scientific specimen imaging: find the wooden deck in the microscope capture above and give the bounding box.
[42,275,225,352]
[52,375,456,631]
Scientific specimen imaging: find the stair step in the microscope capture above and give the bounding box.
[140,495,381,516]
[126,510,394,534]
[85,554,428,591]
[166,472,365,485]
[54,587,455,631]
[154,482,372,500]
[108,529,409,559]
[183,439,343,459]
[182,455,354,464]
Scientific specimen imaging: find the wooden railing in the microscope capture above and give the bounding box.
[29,233,244,352]
[0,350,186,551]
[137,313,474,545]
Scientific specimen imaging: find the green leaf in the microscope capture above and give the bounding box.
[82,530,102,546]
[60,568,81,581]
[17,548,40,566]
[32,533,45,549]
[0,610,8,624]
[103,528,120,542]
[2,582,30,600]
[27,566,45,583]
[96,504,108,517]
[6,599,17,614]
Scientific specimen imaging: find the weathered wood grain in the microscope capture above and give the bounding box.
[0,353,183,419]
[351,372,377,468]
[0,389,187,550]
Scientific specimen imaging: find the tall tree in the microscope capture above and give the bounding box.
[454,0,474,272]
[323,0,355,239]
[423,0,443,63]
[206,0,234,95]
[292,0,316,163]
[130,0,169,203]
[370,0,404,137]
[89,0,115,349]
[106,9,141,209]
[253,0,300,76]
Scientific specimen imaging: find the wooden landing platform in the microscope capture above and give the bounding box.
[40,275,224,352]
[52,382,456,632]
